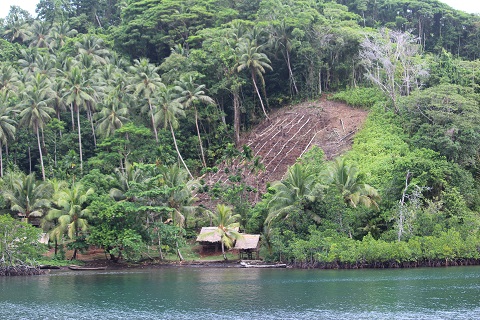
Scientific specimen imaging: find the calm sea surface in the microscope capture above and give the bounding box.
[1,266,480,319]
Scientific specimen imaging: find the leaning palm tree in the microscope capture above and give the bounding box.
[236,39,272,119]
[0,92,17,177]
[201,204,242,260]
[46,183,94,260]
[154,86,193,179]
[18,73,55,180]
[174,76,215,168]
[128,58,165,142]
[266,163,321,225]
[322,158,380,209]
[3,172,53,223]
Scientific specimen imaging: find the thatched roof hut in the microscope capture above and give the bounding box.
[233,234,260,250]
[234,234,260,260]
[196,227,222,243]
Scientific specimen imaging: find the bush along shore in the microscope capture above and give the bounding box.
[267,229,480,269]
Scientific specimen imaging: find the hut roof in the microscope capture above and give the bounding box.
[233,234,260,250]
[196,227,222,243]
[196,226,240,243]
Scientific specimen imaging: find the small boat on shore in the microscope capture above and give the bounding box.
[240,261,287,268]
[39,265,61,269]
[68,265,107,271]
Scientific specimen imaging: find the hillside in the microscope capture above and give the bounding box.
[201,97,368,200]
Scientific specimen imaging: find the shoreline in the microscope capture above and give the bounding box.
[47,257,480,272]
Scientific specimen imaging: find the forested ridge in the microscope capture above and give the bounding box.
[0,0,479,268]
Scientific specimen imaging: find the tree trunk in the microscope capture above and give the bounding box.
[28,146,31,174]
[233,88,240,146]
[251,70,269,119]
[222,241,227,260]
[0,143,3,177]
[194,106,207,167]
[285,49,299,95]
[36,127,46,181]
[88,108,97,146]
[70,103,75,130]
[76,106,83,172]
[169,122,193,179]
[148,99,159,142]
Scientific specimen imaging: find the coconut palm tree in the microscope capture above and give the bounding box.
[95,97,130,139]
[18,73,55,180]
[62,66,95,172]
[266,163,321,225]
[26,20,50,48]
[47,21,77,51]
[174,76,215,168]
[269,20,299,95]
[154,86,193,179]
[202,204,242,260]
[0,63,21,94]
[109,161,145,201]
[75,34,110,65]
[3,172,53,223]
[322,158,380,209]
[0,92,17,177]
[128,58,165,142]
[46,183,94,260]
[236,39,272,119]
[159,164,198,260]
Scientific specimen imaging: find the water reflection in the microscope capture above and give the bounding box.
[1,266,480,319]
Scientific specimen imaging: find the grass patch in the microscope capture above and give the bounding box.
[330,87,385,109]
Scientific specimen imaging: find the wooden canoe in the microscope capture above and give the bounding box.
[240,262,287,268]
[68,265,107,270]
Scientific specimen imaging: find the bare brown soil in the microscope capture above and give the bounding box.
[200,97,368,202]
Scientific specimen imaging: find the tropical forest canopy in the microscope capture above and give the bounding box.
[0,0,479,266]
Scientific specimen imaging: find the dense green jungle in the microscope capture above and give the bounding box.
[0,0,479,271]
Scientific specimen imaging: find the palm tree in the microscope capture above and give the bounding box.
[322,158,380,209]
[46,183,94,260]
[3,172,52,223]
[0,63,21,94]
[47,21,77,51]
[18,73,55,180]
[128,58,165,142]
[62,66,95,172]
[18,48,40,75]
[154,86,193,179]
[236,39,272,119]
[159,164,198,260]
[109,161,144,201]
[95,97,130,139]
[269,21,299,95]
[266,163,321,225]
[0,92,17,177]
[26,20,50,48]
[201,204,242,260]
[75,34,110,65]
[174,76,215,167]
